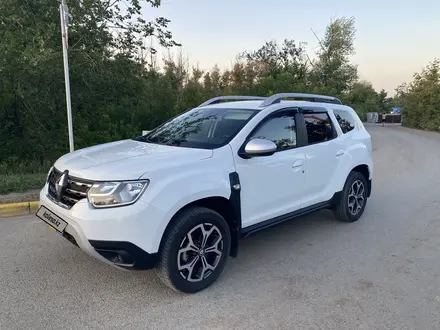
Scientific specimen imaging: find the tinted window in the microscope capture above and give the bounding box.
[135,108,257,149]
[304,113,334,144]
[333,110,355,133]
[250,113,296,151]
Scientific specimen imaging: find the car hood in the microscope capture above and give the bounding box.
[54,139,213,181]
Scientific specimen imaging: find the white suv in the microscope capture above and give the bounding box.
[37,93,373,293]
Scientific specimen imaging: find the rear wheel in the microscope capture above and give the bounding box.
[333,171,368,222]
[157,206,231,293]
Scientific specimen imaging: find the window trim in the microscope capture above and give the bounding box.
[301,111,337,146]
[238,108,307,158]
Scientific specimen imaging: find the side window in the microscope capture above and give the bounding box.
[304,112,334,145]
[333,110,356,134]
[250,113,297,151]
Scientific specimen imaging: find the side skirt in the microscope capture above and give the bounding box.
[240,192,342,239]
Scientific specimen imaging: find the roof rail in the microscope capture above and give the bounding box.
[198,96,266,107]
[259,93,342,107]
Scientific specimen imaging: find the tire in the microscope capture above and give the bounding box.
[157,206,231,293]
[332,171,368,222]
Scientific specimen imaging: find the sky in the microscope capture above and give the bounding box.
[142,0,440,96]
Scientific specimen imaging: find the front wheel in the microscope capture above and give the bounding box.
[157,206,231,293]
[333,171,368,222]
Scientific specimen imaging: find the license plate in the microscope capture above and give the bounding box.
[36,206,68,233]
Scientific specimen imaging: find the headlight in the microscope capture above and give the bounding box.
[87,180,150,208]
[46,166,54,182]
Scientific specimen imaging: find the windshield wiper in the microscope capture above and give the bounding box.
[135,136,151,143]
[135,135,183,146]
[166,139,183,146]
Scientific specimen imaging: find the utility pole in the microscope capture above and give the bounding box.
[60,0,74,152]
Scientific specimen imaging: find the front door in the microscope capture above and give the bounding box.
[234,110,307,229]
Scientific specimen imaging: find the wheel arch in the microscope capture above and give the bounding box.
[349,164,372,197]
[332,163,372,207]
[334,164,372,199]
[158,196,240,258]
[330,163,372,214]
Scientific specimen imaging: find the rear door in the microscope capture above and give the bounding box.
[300,109,342,207]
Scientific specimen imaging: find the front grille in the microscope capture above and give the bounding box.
[47,168,93,209]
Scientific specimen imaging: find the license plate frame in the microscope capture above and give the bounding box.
[36,206,68,233]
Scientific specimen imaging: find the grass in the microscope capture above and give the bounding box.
[0,160,51,195]
[0,173,46,195]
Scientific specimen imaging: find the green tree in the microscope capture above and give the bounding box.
[238,39,309,80]
[342,81,379,121]
[396,59,440,130]
[0,0,180,169]
[310,16,358,94]
[377,89,392,114]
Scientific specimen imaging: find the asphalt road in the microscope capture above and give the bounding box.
[1,124,440,330]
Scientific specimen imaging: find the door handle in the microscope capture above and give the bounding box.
[292,160,304,169]
[336,150,345,157]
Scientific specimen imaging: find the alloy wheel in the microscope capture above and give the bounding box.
[177,223,223,282]
[347,179,365,216]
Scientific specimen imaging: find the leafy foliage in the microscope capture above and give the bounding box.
[310,17,358,94]
[395,59,440,130]
[0,0,180,169]
[1,2,434,182]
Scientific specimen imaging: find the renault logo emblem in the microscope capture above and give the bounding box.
[55,170,69,201]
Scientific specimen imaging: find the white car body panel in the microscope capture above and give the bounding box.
[301,139,341,207]
[235,146,307,228]
[54,139,213,180]
[138,145,235,251]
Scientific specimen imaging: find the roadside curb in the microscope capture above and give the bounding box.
[0,201,39,218]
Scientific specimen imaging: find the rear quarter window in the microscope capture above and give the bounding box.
[333,110,356,134]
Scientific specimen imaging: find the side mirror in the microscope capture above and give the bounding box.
[239,138,277,158]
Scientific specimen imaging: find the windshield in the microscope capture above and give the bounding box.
[135,107,258,149]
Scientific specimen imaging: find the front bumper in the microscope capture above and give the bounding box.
[38,184,163,270]
[89,240,158,270]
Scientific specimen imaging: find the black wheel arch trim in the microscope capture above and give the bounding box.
[228,172,241,258]
[349,164,372,197]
